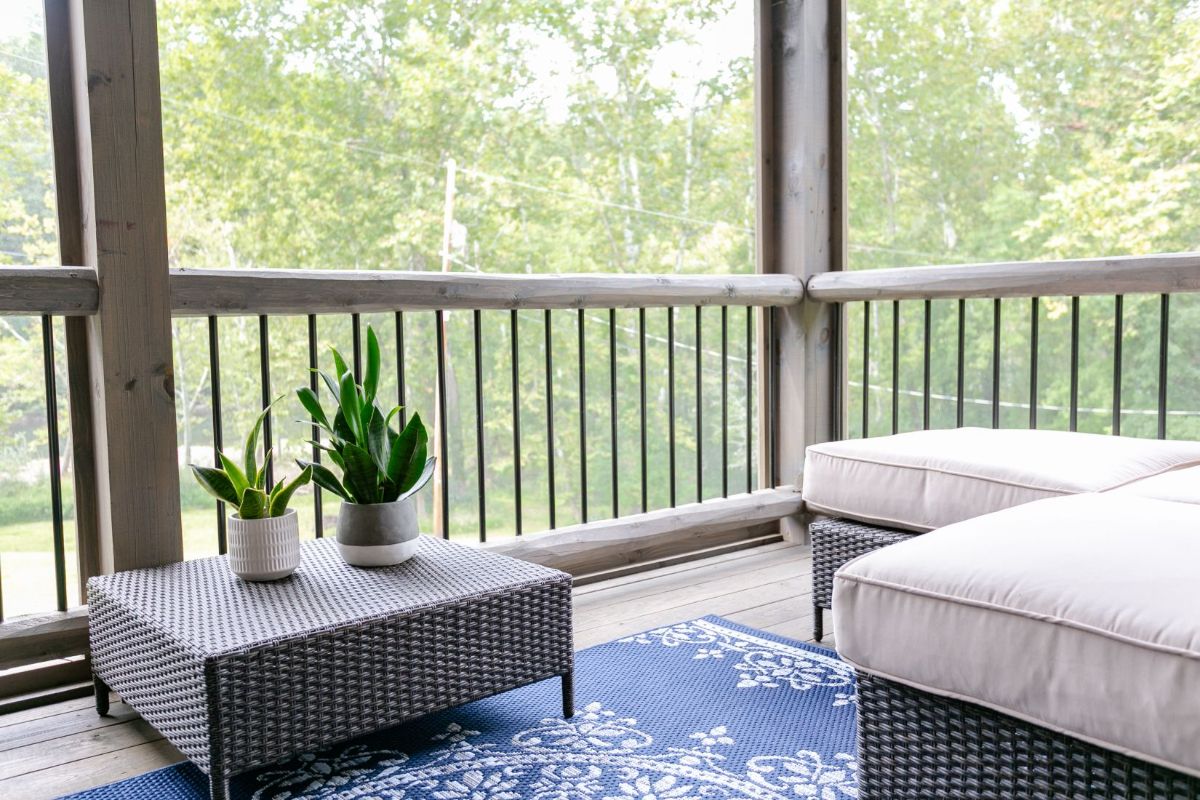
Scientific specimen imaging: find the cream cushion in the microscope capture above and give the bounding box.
[802,427,1200,531]
[833,493,1200,778]
[1113,463,1200,504]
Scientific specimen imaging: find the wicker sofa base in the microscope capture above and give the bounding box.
[810,517,919,641]
[856,672,1200,800]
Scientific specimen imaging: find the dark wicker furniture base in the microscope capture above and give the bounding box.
[810,517,919,641]
[88,536,574,800]
[856,672,1200,800]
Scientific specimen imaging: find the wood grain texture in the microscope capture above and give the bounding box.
[0,267,97,315]
[0,542,816,800]
[485,488,803,575]
[806,251,1200,302]
[169,269,804,315]
[72,0,183,570]
[0,610,88,670]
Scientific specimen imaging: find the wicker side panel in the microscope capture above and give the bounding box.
[856,672,1200,800]
[810,518,918,610]
[87,584,213,771]
[212,579,573,774]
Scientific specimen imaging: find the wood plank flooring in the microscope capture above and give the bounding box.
[0,541,822,800]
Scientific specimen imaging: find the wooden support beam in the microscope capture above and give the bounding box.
[806,251,1200,302]
[68,0,182,570]
[486,488,803,576]
[169,269,804,315]
[757,0,845,541]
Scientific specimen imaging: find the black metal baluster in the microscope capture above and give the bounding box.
[639,307,648,512]
[473,310,486,542]
[667,307,676,507]
[307,315,323,539]
[1159,294,1169,439]
[922,300,931,430]
[891,300,899,435]
[862,301,870,437]
[396,311,407,428]
[578,309,588,524]
[259,315,273,487]
[1113,296,1123,436]
[992,298,1001,429]
[545,309,557,529]
[435,310,450,538]
[1069,297,1080,432]
[1030,298,1039,429]
[769,306,779,487]
[209,316,227,553]
[351,312,363,383]
[956,299,966,428]
[696,306,703,502]
[41,316,66,612]
[610,309,619,517]
[721,306,729,497]
[511,310,523,535]
[746,306,754,492]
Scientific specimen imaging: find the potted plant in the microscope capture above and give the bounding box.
[297,325,435,567]
[189,403,312,581]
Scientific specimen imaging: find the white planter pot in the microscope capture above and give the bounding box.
[227,508,301,581]
[336,499,420,567]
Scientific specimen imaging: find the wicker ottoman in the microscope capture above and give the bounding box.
[87,536,574,800]
[810,517,918,641]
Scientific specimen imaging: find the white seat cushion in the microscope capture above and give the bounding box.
[802,427,1200,531]
[833,493,1200,778]
[1112,463,1200,504]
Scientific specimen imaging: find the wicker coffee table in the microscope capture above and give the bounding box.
[87,535,574,800]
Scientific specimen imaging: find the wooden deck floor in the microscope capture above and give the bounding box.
[0,541,820,800]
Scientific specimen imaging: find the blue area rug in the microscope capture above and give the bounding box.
[61,616,858,799]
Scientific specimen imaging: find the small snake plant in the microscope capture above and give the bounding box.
[296,324,435,505]
[189,401,313,519]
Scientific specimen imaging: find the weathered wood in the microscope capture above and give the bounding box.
[71,0,183,570]
[806,251,1200,302]
[486,488,803,575]
[0,659,90,702]
[169,269,804,315]
[572,534,783,588]
[0,610,89,670]
[758,0,844,539]
[44,0,102,600]
[0,268,97,315]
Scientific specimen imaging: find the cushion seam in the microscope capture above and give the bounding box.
[802,500,934,532]
[834,572,1200,659]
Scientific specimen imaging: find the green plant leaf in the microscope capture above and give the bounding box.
[397,456,436,502]
[268,466,312,517]
[366,406,390,473]
[242,397,283,481]
[400,436,429,494]
[330,346,351,381]
[332,408,355,444]
[296,387,330,431]
[385,405,403,427]
[341,443,380,503]
[300,460,351,501]
[314,368,340,402]
[256,449,273,489]
[363,325,381,403]
[239,487,268,520]
[339,369,363,444]
[189,464,240,506]
[387,411,425,487]
[218,453,249,500]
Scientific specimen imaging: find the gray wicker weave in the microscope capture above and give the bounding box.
[87,535,574,800]
[856,672,1200,799]
[810,517,918,641]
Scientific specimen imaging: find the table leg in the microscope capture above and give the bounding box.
[813,604,824,642]
[561,671,574,718]
[209,768,229,800]
[93,674,110,717]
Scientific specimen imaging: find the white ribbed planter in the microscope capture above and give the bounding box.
[227,508,301,581]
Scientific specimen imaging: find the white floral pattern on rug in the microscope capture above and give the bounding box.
[618,619,854,701]
[250,703,858,800]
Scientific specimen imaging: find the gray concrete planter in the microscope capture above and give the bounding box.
[335,498,420,566]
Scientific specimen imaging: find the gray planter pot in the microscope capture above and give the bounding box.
[335,498,420,566]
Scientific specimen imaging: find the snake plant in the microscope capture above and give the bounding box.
[296,324,435,504]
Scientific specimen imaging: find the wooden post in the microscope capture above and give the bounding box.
[756,0,845,542]
[67,0,183,570]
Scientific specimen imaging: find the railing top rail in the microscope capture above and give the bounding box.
[806,251,1200,302]
[0,266,98,315]
[169,268,804,315]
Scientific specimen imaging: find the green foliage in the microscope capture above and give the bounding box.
[188,401,312,519]
[298,325,435,504]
